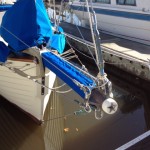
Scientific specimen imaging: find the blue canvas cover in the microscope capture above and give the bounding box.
[42,51,96,98]
[0,41,10,62]
[51,27,66,54]
[0,0,65,53]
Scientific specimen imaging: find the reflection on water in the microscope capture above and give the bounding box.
[0,73,150,150]
[62,84,147,150]
[0,98,45,150]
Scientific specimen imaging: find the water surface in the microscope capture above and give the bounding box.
[0,68,149,150]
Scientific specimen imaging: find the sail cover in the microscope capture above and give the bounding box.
[0,0,65,53]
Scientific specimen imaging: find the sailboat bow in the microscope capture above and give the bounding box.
[0,0,118,120]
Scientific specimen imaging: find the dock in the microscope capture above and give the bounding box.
[61,22,150,81]
[116,130,150,150]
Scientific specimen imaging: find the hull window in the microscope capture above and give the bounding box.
[79,0,110,3]
[117,0,136,6]
[95,0,110,4]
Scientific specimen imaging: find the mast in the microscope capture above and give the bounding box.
[85,0,105,77]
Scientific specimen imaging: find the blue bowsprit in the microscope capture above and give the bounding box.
[42,51,97,99]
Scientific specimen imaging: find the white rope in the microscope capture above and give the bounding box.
[33,78,72,93]
[3,63,73,93]
[3,61,66,90]
[32,78,73,94]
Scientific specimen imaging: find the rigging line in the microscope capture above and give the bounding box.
[86,0,97,60]
[96,79,108,88]
[27,73,69,90]
[20,69,72,93]
[74,26,98,67]
[65,33,149,66]
[66,2,99,68]
[65,41,149,68]
[43,112,74,122]
[54,88,72,94]
[68,20,99,69]
[64,33,94,59]
[64,38,90,69]
[41,51,96,83]
[48,82,67,90]
[65,33,139,66]
[43,109,89,122]
[3,64,72,92]
[43,104,124,122]
[68,44,94,60]
[57,2,97,63]
[21,66,37,71]
[5,64,31,69]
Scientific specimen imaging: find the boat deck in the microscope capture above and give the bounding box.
[61,22,150,81]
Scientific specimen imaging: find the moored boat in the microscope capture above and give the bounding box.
[70,0,150,45]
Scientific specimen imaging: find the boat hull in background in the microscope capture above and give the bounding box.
[70,4,150,45]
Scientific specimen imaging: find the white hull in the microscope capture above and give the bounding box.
[0,58,56,121]
[71,2,150,45]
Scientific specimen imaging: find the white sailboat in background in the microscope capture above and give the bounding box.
[0,0,118,123]
[69,0,150,45]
